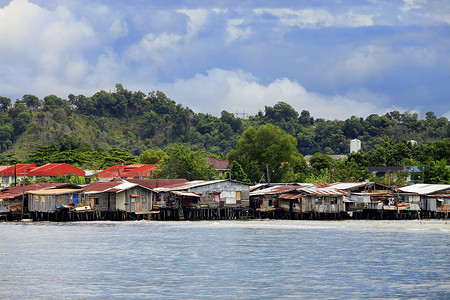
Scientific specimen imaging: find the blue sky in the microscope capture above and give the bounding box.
[0,0,449,119]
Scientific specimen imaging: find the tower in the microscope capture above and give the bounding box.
[350,139,361,153]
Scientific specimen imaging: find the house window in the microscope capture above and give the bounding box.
[236,191,241,201]
[41,195,45,203]
[330,197,337,204]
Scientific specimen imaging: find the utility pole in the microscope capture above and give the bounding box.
[422,167,425,183]
[266,165,270,185]
[21,170,26,219]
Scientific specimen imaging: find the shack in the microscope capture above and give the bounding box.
[28,186,84,213]
[297,186,346,213]
[153,179,250,208]
[83,180,153,213]
[398,184,450,212]
[0,183,76,213]
[249,185,300,211]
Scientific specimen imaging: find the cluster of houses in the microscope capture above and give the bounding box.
[0,162,449,221]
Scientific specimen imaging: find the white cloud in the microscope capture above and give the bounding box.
[0,0,100,96]
[109,18,128,39]
[401,0,427,12]
[226,18,251,42]
[177,8,209,39]
[254,8,373,28]
[159,68,400,120]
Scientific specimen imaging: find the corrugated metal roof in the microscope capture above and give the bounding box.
[328,182,371,190]
[250,185,299,196]
[83,180,140,194]
[125,179,188,189]
[171,191,201,197]
[398,184,450,195]
[27,189,82,195]
[153,180,229,192]
[278,193,303,200]
[298,187,346,196]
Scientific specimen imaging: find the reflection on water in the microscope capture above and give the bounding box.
[1,220,449,299]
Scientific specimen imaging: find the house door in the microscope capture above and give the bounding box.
[73,194,79,205]
[136,201,140,212]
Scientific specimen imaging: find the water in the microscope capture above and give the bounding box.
[0,220,449,299]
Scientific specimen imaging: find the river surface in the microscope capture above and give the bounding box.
[0,220,449,299]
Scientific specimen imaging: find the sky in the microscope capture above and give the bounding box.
[0,0,449,120]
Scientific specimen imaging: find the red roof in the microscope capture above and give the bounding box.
[0,164,36,176]
[206,157,229,170]
[0,183,65,200]
[26,163,85,177]
[98,164,158,178]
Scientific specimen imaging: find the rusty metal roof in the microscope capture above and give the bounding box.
[278,193,304,200]
[250,185,300,196]
[298,187,346,196]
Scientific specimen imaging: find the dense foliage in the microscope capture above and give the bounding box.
[0,85,448,184]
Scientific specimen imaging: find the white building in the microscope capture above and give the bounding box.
[350,139,361,153]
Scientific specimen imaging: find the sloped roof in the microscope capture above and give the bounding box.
[26,163,85,177]
[97,164,158,178]
[328,182,372,190]
[278,193,304,200]
[298,187,347,196]
[83,180,142,194]
[0,183,65,200]
[27,188,82,195]
[205,157,229,170]
[153,180,241,192]
[125,179,188,189]
[0,164,37,176]
[398,184,450,195]
[171,191,202,197]
[250,185,300,196]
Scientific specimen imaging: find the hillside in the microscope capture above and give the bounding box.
[0,84,448,163]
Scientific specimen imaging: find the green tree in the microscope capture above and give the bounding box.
[157,144,218,180]
[309,152,333,175]
[22,94,41,109]
[139,149,168,164]
[228,124,301,183]
[229,161,250,182]
[0,96,11,111]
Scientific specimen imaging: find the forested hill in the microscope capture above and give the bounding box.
[0,84,448,161]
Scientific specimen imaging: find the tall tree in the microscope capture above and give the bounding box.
[157,144,218,180]
[228,124,304,183]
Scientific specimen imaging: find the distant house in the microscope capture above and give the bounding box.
[205,157,230,177]
[97,164,158,180]
[28,185,84,213]
[0,182,63,212]
[398,184,450,211]
[83,180,153,213]
[367,166,405,178]
[0,164,37,186]
[27,163,85,181]
[153,179,250,208]
[249,185,301,211]
[297,186,346,213]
